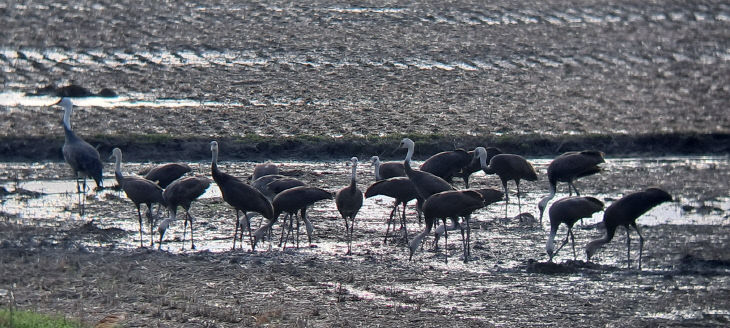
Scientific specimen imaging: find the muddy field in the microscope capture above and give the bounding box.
[1,0,730,161]
[1,0,730,327]
[1,157,729,327]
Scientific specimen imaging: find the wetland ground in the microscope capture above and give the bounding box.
[1,0,730,327]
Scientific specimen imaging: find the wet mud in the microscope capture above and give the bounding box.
[2,0,730,326]
[1,157,729,327]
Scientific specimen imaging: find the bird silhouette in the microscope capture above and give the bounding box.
[210,141,274,251]
[365,177,420,244]
[266,177,306,195]
[545,196,604,262]
[419,148,471,185]
[253,185,332,250]
[409,190,486,263]
[110,148,165,248]
[252,174,287,199]
[370,155,405,181]
[475,147,537,218]
[159,176,211,250]
[586,187,672,270]
[457,147,502,189]
[142,163,192,188]
[56,97,103,216]
[251,161,280,181]
[538,151,605,224]
[432,188,503,255]
[398,138,455,202]
[336,157,364,255]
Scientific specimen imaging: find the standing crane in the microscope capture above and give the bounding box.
[158,176,211,250]
[55,97,103,216]
[336,157,364,255]
[210,141,274,250]
[586,187,672,270]
[110,148,165,248]
[538,151,605,224]
[545,196,604,262]
[475,147,537,218]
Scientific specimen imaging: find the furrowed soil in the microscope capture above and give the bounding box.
[1,0,730,327]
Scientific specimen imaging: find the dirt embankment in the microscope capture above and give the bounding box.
[2,132,729,162]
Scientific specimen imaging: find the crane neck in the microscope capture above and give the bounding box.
[546,229,557,258]
[62,103,73,131]
[113,153,124,183]
[372,159,381,181]
[404,143,414,164]
[350,161,358,188]
[402,142,414,173]
[586,225,617,259]
[478,150,487,169]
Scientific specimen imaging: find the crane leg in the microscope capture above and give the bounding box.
[146,204,157,247]
[383,205,395,244]
[626,227,632,269]
[570,229,576,260]
[401,202,409,242]
[294,214,299,249]
[187,209,196,250]
[502,182,509,219]
[136,205,144,248]
[232,210,239,250]
[282,213,293,250]
[182,211,188,250]
[555,228,572,258]
[634,224,644,271]
[279,214,288,247]
[442,218,449,264]
[243,212,253,251]
[516,181,523,217]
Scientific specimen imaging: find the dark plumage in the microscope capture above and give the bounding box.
[476,147,538,218]
[110,148,165,248]
[545,196,604,262]
[538,151,605,223]
[56,98,103,216]
[431,188,504,261]
[252,174,287,199]
[159,176,211,250]
[458,147,502,189]
[370,156,406,181]
[143,163,192,188]
[210,141,275,251]
[586,188,673,270]
[409,190,486,262]
[266,177,306,195]
[398,138,455,202]
[253,186,333,249]
[419,149,471,185]
[365,177,420,243]
[252,161,279,181]
[336,157,364,255]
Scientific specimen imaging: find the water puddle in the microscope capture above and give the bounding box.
[1,156,728,257]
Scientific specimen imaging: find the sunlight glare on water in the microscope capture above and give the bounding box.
[0,156,728,254]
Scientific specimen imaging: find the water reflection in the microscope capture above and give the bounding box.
[1,157,728,258]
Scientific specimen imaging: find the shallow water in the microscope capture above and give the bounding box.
[1,156,728,261]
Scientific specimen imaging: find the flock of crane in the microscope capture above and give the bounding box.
[55,97,673,269]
